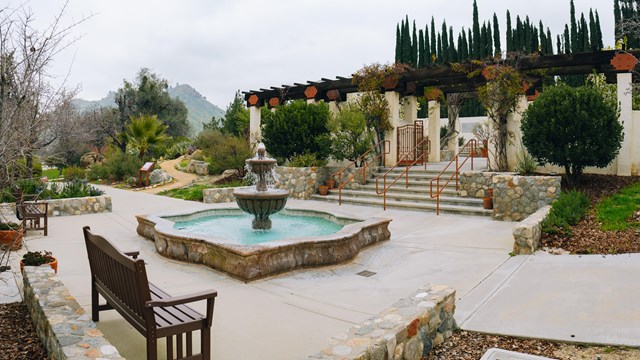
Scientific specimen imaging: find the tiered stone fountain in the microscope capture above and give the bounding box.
[233,143,289,230]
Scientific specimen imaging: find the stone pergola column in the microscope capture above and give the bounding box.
[617,72,633,176]
[428,101,441,162]
[327,89,341,119]
[506,95,529,171]
[384,91,401,166]
[402,96,418,124]
[248,95,262,146]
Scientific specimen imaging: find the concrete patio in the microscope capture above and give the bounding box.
[2,185,639,359]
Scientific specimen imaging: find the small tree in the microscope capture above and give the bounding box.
[220,90,249,138]
[477,65,525,171]
[123,115,169,159]
[328,103,374,166]
[521,83,622,184]
[261,100,330,161]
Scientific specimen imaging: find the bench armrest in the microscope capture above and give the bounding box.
[124,251,139,259]
[145,289,218,308]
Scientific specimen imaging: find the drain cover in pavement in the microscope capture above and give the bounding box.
[480,348,557,360]
[356,270,377,277]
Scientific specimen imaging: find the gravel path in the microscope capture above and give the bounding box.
[139,157,200,194]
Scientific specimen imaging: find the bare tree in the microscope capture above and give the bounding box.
[0,2,86,187]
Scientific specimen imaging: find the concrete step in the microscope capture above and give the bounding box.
[358,183,460,196]
[332,189,483,207]
[367,177,462,188]
[310,193,492,217]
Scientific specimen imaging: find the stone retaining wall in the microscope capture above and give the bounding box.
[274,166,319,199]
[308,284,456,360]
[202,187,238,204]
[0,195,112,218]
[513,205,552,255]
[23,266,125,360]
[460,172,560,222]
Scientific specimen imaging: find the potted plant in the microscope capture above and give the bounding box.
[0,222,23,250]
[20,250,57,273]
[326,178,335,190]
[472,120,491,158]
[318,185,329,196]
[483,189,494,210]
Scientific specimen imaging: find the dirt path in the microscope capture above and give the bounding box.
[140,157,200,194]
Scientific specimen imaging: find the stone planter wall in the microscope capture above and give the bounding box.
[274,167,319,199]
[23,266,125,360]
[47,195,112,217]
[460,172,560,222]
[202,187,238,204]
[318,165,380,191]
[308,284,456,360]
[512,205,552,255]
[0,195,112,219]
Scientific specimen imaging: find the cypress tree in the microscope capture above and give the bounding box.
[412,21,418,67]
[547,29,554,54]
[614,0,621,41]
[424,26,431,65]
[563,25,571,53]
[480,23,487,58]
[514,16,522,52]
[493,13,501,56]
[580,14,589,52]
[570,0,578,52]
[589,9,596,51]
[402,16,411,65]
[486,21,493,58]
[460,31,469,60]
[506,10,513,53]
[472,0,481,58]
[395,23,401,63]
[595,10,603,50]
[524,16,531,53]
[539,21,546,53]
[430,17,437,62]
[437,33,443,63]
[418,29,426,68]
[467,28,473,59]
[449,27,457,61]
[531,26,538,53]
[557,34,562,54]
[441,21,449,62]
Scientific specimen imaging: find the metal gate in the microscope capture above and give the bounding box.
[397,120,425,164]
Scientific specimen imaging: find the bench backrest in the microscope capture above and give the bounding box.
[82,226,154,333]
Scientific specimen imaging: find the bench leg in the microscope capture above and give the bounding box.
[201,327,211,360]
[147,337,158,360]
[44,215,48,236]
[91,282,99,322]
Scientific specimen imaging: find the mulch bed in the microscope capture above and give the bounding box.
[540,174,640,254]
[0,302,48,360]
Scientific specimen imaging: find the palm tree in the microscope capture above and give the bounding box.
[123,115,169,159]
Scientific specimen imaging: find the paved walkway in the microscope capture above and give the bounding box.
[2,185,639,359]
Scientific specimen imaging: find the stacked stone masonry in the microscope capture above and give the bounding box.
[460,172,560,222]
[23,266,125,360]
[308,285,456,360]
[202,166,378,203]
[0,196,112,218]
[513,205,552,255]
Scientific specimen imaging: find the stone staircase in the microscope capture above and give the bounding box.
[311,165,492,216]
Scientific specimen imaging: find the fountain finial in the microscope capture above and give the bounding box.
[256,142,266,159]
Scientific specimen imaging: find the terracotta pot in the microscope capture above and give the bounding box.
[483,197,493,210]
[0,229,23,250]
[481,148,488,158]
[318,185,329,196]
[326,179,335,189]
[488,189,494,198]
[20,257,58,274]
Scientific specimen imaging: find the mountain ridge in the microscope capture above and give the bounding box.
[71,84,224,135]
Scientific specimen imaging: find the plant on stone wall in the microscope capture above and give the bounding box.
[521,83,622,185]
[477,65,525,172]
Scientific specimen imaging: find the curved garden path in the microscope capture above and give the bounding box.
[140,157,200,194]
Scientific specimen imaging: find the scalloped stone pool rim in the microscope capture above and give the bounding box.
[135,208,391,282]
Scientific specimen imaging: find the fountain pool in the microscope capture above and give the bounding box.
[136,207,391,281]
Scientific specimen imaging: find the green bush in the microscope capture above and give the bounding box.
[261,100,331,161]
[51,179,104,199]
[288,152,328,167]
[87,149,143,182]
[62,166,86,181]
[195,130,252,175]
[542,190,590,236]
[328,104,373,166]
[162,138,192,160]
[15,158,43,178]
[514,150,537,175]
[522,83,622,184]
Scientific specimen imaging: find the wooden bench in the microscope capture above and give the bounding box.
[15,189,48,236]
[82,226,217,360]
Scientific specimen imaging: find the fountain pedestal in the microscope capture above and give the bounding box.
[234,143,289,230]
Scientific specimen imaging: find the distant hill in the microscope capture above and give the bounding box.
[71,84,224,135]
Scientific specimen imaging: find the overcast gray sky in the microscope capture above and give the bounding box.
[26,0,614,108]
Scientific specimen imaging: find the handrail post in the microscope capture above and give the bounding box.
[436,178,440,215]
[383,176,387,210]
[455,154,459,191]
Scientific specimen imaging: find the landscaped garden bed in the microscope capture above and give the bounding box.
[540,175,640,254]
[0,302,48,360]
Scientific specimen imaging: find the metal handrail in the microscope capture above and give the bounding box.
[331,140,390,205]
[375,138,430,210]
[429,139,478,215]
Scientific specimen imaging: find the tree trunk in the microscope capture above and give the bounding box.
[495,114,509,171]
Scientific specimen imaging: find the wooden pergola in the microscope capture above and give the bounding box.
[244,50,640,107]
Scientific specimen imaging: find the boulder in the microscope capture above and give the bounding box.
[195,162,209,176]
[211,169,240,184]
[149,169,173,184]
